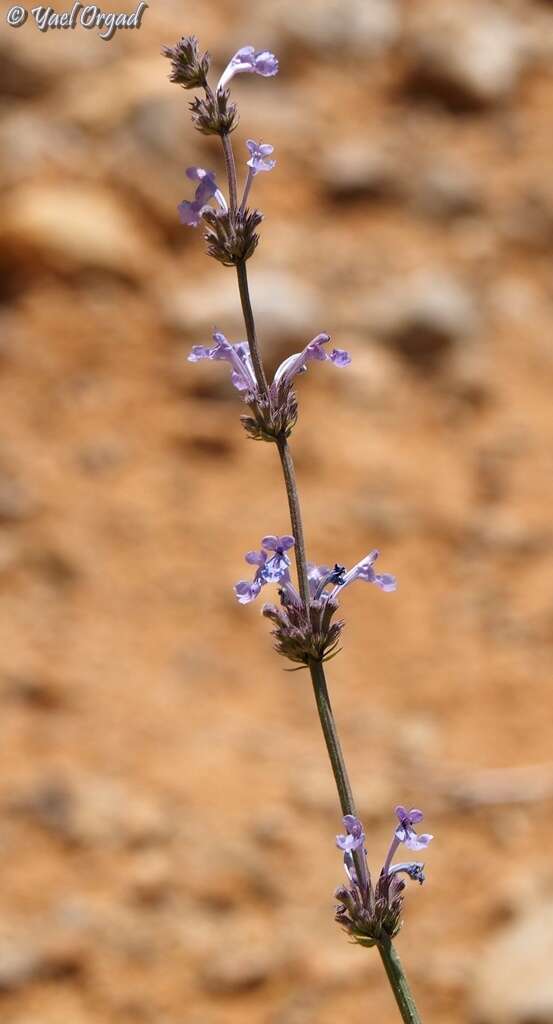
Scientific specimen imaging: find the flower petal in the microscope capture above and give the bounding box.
[234,580,262,604]
[261,535,279,551]
[374,573,397,592]
[329,348,351,367]
[245,550,266,566]
[404,833,433,852]
[408,809,424,824]
[187,345,212,362]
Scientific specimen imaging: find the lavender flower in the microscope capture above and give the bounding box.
[394,806,433,852]
[273,333,351,386]
[246,140,276,174]
[336,814,370,895]
[189,330,350,394]
[234,535,295,604]
[334,809,433,946]
[188,329,350,441]
[307,550,396,602]
[254,550,395,666]
[240,140,276,210]
[381,807,433,881]
[188,332,255,391]
[217,46,279,93]
[178,167,228,227]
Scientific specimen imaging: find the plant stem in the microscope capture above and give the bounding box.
[206,84,238,212]
[276,436,311,610]
[308,657,355,816]
[378,936,423,1024]
[236,262,270,399]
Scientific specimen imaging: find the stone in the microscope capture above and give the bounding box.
[470,901,553,1023]
[0,939,43,992]
[0,184,152,277]
[9,775,172,848]
[163,269,320,350]
[413,163,483,220]
[0,42,54,99]
[3,673,67,710]
[500,189,553,252]
[405,2,528,110]
[0,473,33,523]
[200,946,274,995]
[365,270,480,369]
[0,921,85,993]
[320,141,405,202]
[270,0,401,56]
[128,851,172,906]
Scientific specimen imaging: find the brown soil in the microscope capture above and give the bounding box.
[1,2,553,1022]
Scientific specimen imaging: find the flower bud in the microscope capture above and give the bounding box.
[162,36,210,90]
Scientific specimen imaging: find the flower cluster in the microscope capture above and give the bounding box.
[234,540,395,664]
[234,534,295,604]
[334,808,433,945]
[177,141,273,264]
[188,330,351,441]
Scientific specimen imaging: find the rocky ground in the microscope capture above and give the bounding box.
[1,0,553,1021]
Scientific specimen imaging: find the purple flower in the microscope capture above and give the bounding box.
[217,45,279,92]
[240,141,276,211]
[246,140,276,175]
[327,550,396,599]
[188,331,351,395]
[380,805,433,882]
[234,534,295,604]
[334,806,432,946]
[187,331,257,392]
[273,334,352,388]
[394,806,433,852]
[336,814,365,854]
[178,167,228,228]
[336,815,370,895]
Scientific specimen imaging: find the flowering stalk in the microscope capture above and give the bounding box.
[163,36,431,1024]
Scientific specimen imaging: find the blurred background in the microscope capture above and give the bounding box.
[1,0,553,1021]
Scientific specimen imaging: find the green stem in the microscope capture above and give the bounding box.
[276,436,311,610]
[236,261,270,400]
[308,658,355,816]
[378,937,423,1024]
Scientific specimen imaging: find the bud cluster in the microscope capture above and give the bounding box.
[241,377,298,442]
[162,35,210,90]
[263,589,344,666]
[203,208,262,266]
[189,88,239,136]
